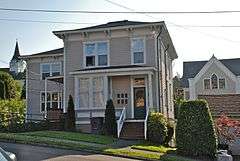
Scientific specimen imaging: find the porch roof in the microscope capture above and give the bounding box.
[69,65,156,76]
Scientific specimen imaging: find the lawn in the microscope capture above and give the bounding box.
[0,131,199,161]
[19,130,116,145]
[131,144,176,153]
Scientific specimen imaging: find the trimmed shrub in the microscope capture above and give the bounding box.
[176,100,217,157]
[147,112,168,144]
[66,95,75,131]
[164,121,174,146]
[104,99,117,136]
[0,71,21,99]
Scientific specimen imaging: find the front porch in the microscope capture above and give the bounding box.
[71,66,158,138]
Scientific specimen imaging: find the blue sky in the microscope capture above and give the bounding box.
[1,0,240,75]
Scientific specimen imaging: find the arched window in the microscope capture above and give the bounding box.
[211,74,218,89]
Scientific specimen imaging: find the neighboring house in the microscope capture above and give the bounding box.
[22,20,177,139]
[181,55,240,118]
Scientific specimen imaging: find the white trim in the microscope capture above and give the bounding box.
[63,39,67,113]
[75,121,91,124]
[25,63,28,121]
[131,37,146,65]
[74,77,79,110]
[70,67,156,75]
[124,119,145,123]
[130,75,148,119]
[148,73,153,108]
[203,78,211,90]
[83,40,110,68]
[20,53,63,59]
[54,22,165,35]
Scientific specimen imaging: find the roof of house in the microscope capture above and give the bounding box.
[20,48,63,58]
[181,58,240,88]
[0,68,10,74]
[53,20,162,34]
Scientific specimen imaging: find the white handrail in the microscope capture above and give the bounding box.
[144,107,150,140]
[117,107,126,138]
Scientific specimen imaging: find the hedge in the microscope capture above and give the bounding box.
[147,112,168,144]
[176,100,217,157]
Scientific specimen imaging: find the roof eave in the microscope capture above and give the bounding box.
[53,21,165,39]
[20,53,63,60]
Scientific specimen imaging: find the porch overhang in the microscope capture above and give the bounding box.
[69,66,156,77]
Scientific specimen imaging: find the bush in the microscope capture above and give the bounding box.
[104,99,117,136]
[164,122,174,146]
[0,99,25,129]
[147,112,168,144]
[176,100,217,157]
[66,95,75,131]
[0,71,21,99]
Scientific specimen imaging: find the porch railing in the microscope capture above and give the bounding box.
[117,107,126,138]
[144,107,150,140]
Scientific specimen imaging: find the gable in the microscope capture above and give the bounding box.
[181,58,240,88]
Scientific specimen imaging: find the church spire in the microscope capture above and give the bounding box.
[12,40,20,60]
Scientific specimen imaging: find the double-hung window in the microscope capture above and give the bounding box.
[131,38,145,64]
[40,92,62,112]
[84,42,108,67]
[40,63,61,80]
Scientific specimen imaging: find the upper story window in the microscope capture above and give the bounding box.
[84,41,108,67]
[131,38,145,64]
[204,79,210,89]
[203,74,226,90]
[40,62,61,80]
[219,78,226,89]
[211,74,218,89]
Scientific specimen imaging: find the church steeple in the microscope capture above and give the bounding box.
[11,41,20,60]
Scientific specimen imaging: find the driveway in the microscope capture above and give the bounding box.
[0,142,140,161]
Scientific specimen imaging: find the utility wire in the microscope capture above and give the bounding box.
[0,18,96,25]
[1,7,240,14]
[104,0,240,43]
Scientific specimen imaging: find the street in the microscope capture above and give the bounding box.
[0,142,140,161]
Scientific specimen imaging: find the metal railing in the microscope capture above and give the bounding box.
[144,107,150,140]
[117,107,126,138]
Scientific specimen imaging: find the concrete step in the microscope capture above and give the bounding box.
[120,121,144,140]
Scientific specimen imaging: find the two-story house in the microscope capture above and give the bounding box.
[22,20,177,139]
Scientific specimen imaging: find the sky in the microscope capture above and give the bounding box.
[1,0,240,76]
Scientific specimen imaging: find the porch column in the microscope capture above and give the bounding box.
[44,78,47,118]
[103,76,108,104]
[148,73,153,109]
[74,77,79,110]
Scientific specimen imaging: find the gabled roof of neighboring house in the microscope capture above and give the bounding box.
[20,48,63,59]
[181,58,240,88]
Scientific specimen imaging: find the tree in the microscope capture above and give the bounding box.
[0,80,6,99]
[66,95,75,131]
[104,99,117,136]
[173,75,183,119]
[0,71,21,99]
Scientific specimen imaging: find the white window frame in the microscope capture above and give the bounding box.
[40,91,63,113]
[131,37,146,65]
[83,41,110,68]
[202,73,227,90]
[219,78,226,89]
[40,62,62,80]
[203,78,211,89]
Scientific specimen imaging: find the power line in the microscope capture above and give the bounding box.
[105,0,240,43]
[1,7,240,14]
[0,18,96,25]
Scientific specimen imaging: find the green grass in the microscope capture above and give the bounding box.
[19,130,116,145]
[131,144,176,153]
[104,148,163,160]
[0,132,198,161]
[0,133,104,151]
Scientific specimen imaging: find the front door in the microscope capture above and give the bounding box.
[134,87,146,119]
